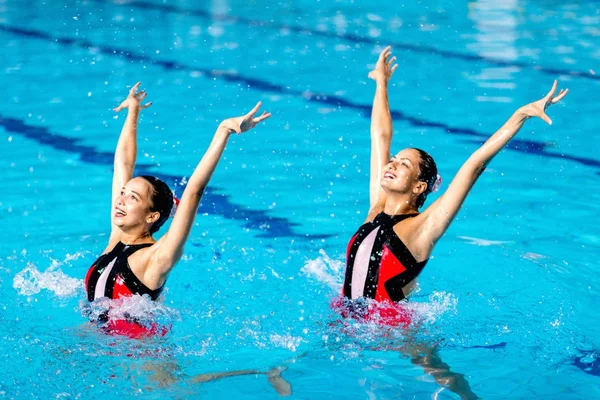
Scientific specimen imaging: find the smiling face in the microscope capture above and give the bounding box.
[113,177,160,232]
[380,148,428,199]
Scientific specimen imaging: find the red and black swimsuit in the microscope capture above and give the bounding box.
[85,242,167,338]
[336,212,428,326]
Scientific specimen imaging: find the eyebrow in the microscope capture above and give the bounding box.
[399,157,413,165]
[131,190,142,197]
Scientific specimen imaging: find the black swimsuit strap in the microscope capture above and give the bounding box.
[120,242,154,257]
[373,212,419,227]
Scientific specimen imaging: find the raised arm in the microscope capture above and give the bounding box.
[367,46,398,217]
[418,81,569,246]
[110,83,151,223]
[149,102,271,276]
[108,83,151,244]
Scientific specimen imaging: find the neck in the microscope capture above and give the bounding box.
[382,192,419,215]
[118,228,154,245]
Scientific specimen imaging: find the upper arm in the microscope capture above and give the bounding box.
[369,134,391,211]
[148,191,201,277]
[417,154,486,245]
[107,158,134,246]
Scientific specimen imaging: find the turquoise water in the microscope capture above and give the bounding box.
[1,0,599,398]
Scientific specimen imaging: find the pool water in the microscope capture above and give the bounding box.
[1,0,599,398]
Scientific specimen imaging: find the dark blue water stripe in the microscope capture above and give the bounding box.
[98,0,599,82]
[0,114,329,239]
[1,24,598,171]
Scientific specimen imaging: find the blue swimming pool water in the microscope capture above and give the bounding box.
[1,0,599,398]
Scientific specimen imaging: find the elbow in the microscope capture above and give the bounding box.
[467,152,488,177]
[370,128,392,139]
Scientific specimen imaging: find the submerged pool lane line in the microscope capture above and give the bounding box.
[0,114,331,239]
[92,0,599,82]
[1,24,599,172]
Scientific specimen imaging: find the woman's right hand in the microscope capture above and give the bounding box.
[368,46,398,83]
[113,82,153,112]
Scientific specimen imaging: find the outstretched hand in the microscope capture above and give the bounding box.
[368,46,398,83]
[219,102,271,134]
[520,80,569,125]
[114,82,152,112]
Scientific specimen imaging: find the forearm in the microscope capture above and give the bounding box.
[114,108,140,170]
[183,126,232,199]
[370,80,392,138]
[470,108,528,169]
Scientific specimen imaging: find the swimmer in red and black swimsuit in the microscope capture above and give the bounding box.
[336,46,568,397]
[86,82,271,338]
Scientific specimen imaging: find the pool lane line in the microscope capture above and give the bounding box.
[0,114,331,240]
[93,0,599,82]
[1,23,599,171]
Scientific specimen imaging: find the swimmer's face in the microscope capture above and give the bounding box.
[113,177,160,231]
[380,148,427,197]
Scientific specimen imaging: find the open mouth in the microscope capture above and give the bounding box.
[383,171,396,179]
[114,208,126,218]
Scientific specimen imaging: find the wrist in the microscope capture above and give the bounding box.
[216,124,235,136]
[127,106,141,115]
[514,107,530,121]
[375,78,389,87]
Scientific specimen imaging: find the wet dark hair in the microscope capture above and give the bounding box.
[411,148,438,209]
[139,175,174,234]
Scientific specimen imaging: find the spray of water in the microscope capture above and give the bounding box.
[13,261,82,297]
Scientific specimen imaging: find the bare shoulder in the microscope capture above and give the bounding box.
[364,205,385,224]
[102,233,122,256]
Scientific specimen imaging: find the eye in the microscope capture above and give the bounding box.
[120,190,125,195]
[402,162,409,168]
[130,194,138,201]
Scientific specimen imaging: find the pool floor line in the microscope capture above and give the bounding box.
[1,23,599,171]
[0,114,331,240]
[92,0,599,82]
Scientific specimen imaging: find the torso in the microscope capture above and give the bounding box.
[343,212,428,303]
[85,242,165,301]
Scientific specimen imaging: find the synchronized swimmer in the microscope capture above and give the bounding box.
[336,46,568,325]
[85,82,270,337]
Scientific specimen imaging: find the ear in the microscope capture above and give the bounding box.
[146,211,161,225]
[413,181,428,196]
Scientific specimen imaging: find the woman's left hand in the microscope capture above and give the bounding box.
[219,102,271,134]
[519,80,569,125]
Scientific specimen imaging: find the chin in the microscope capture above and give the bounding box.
[380,179,397,190]
[112,218,126,228]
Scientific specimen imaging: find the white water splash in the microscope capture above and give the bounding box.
[269,333,304,352]
[407,291,459,325]
[301,249,344,292]
[83,294,179,324]
[13,262,82,297]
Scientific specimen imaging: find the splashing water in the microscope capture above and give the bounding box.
[13,262,82,297]
[81,294,180,327]
[301,249,344,293]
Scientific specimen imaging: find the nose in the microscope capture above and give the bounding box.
[117,194,125,206]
